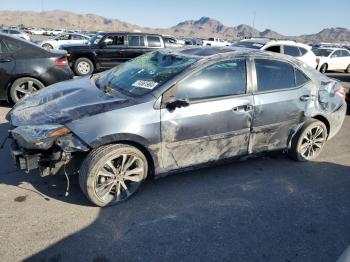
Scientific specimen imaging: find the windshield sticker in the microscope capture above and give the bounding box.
[132,80,158,89]
[252,43,264,47]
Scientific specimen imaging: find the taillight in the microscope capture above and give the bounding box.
[316,58,320,65]
[335,87,347,99]
[55,56,68,67]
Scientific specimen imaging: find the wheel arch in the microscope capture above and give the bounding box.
[88,134,159,179]
[312,115,330,138]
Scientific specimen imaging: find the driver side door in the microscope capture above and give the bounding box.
[160,59,254,171]
[0,39,15,99]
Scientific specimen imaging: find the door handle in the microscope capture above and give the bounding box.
[0,59,11,63]
[299,95,311,102]
[232,104,253,112]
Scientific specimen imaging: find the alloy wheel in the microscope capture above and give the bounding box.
[14,80,41,100]
[94,153,145,204]
[299,125,326,159]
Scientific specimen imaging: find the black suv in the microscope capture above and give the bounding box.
[60,32,166,76]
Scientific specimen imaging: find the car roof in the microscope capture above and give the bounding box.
[317,47,347,51]
[171,46,290,60]
[99,32,162,37]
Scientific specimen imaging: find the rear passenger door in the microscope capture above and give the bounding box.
[340,50,350,69]
[250,58,311,153]
[124,35,148,60]
[329,50,343,70]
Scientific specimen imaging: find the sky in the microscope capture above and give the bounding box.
[0,0,349,35]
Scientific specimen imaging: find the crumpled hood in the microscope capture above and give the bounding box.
[7,77,131,126]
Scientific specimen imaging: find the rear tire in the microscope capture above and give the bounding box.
[9,77,45,103]
[74,57,94,76]
[289,119,328,162]
[79,144,148,207]
[320,64,327,74]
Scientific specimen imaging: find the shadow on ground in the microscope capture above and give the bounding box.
[17,158,349,262]
[1,120,348,262]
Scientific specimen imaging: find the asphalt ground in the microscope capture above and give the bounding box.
[0,72,349,262]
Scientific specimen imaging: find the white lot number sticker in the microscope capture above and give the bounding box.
[132,80,158,89]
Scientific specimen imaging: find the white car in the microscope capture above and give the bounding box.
[162,35,184,48]
[233,39,317,68]
[39,33,90,49]
[28,28,45,35]
[202,38,231,47]
[313,48,350,73]
[0,29,31,41]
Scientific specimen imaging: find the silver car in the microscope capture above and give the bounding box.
[6,47,347,206]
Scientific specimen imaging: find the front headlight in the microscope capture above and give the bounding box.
[11,125,71,150]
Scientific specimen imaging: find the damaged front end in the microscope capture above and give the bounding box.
[9,125,89,176]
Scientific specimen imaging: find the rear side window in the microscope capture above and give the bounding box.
[147,36,161,48]
[299,47,307,55]
[2,38,23,52]
[341,50,350,57]
[175,60,247,101]
[128,35,145,47]
[255,59,295,92]
[284,45,301,57]
[0,40,7,53]
[295,68,310,86]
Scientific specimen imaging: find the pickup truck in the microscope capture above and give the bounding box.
[202,37,231,47]
[60,32,166,76]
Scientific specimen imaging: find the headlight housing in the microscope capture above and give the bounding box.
[11,125,71,150]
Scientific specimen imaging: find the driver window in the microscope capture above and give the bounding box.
[265,45,281,53]
[332,50,341,58]
[175,59,247,101]
[58,34,70,40]
[104,35,125,46]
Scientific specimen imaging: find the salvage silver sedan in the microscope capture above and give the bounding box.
[7,47,347,206]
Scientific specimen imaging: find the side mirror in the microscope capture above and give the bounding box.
[165,99,190,111]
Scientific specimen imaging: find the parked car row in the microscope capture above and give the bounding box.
[232,38,350,73]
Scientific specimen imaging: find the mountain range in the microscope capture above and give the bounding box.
[0,10,349,43]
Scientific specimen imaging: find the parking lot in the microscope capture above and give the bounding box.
[0,72,348,262]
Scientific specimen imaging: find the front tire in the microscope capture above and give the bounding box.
[320,64,328,74]
[42,43,53,49]
[9,77,45,103]
[345,65,350,73]
[289,119,328,161]
[74,57,94,76]
[79,144,148,207]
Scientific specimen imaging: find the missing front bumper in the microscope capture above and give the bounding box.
[10,141,40,172]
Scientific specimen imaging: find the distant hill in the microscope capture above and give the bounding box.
[0,10,349,43]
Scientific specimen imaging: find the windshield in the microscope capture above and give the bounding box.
[313,48,333,57]
[95,51,198,96]
[232,41,265,49]
[89,34,103,45]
